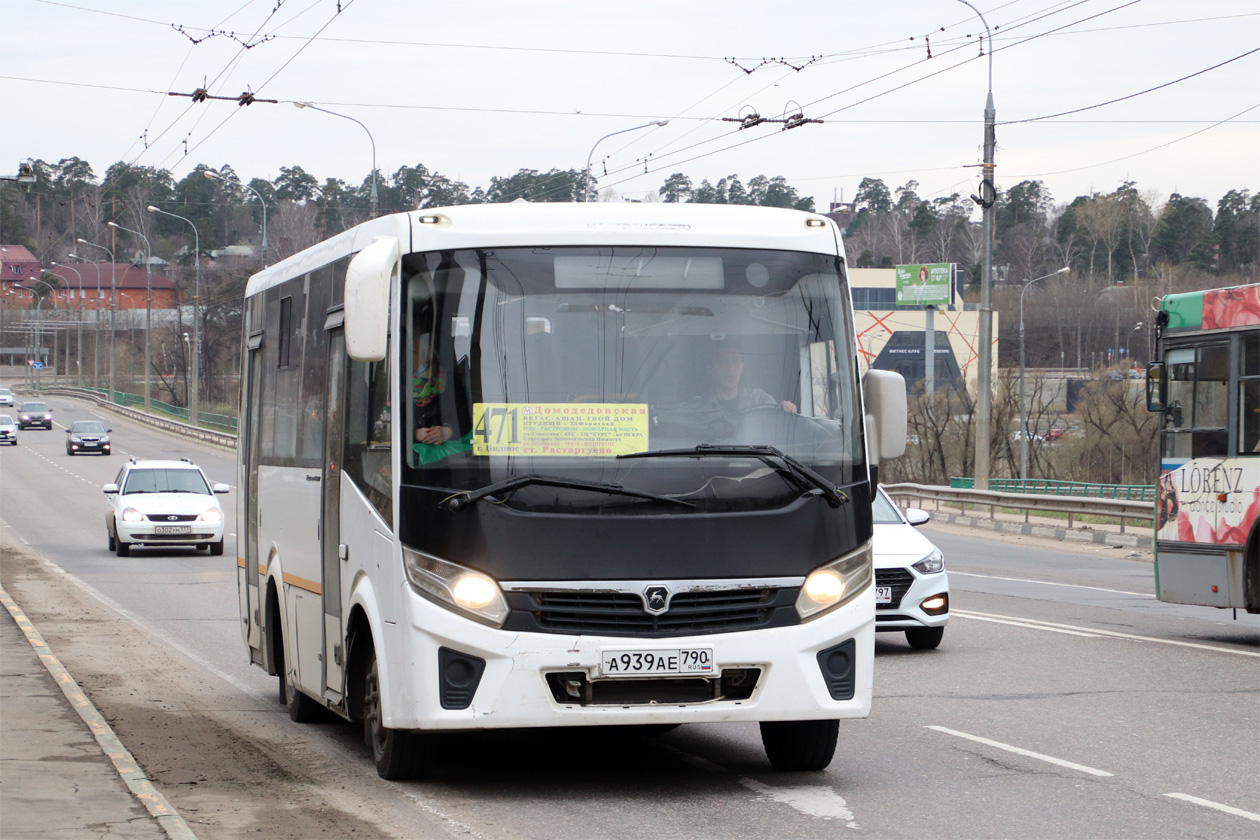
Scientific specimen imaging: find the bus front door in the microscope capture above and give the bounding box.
[322,328,347,696]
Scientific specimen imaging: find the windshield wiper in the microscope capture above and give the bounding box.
[617,444,850,508]
[443,474,695,512]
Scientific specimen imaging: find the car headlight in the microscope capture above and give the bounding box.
[21,415,29,421]
[121,507,145,523]
[402,545,508,627]
[69,435,82,442]
[912,549,945,575]
[197,508,222,524]
[795,542,872,621]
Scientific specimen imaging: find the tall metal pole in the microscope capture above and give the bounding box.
[52,262,84,386]
[77,238,116,400]
[584,120,669,202]
[205,170,267,264]
[1018,267,1070,480]
[68,252,102,390]
[108,222,152,414]
[293,102,379,217]
[149,206,200,426]
[955,0,997,488]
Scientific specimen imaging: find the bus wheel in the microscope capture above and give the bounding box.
[759,720,839,771]
[285,667,324,723]
[363,646,425,780]
[275,625,323,722]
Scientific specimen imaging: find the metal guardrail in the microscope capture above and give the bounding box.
[949,476,1154,501]
[22,387,237,451]
[886,482,1154,534]
[76,388,239,434]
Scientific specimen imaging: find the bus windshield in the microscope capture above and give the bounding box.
[400,245,863,513]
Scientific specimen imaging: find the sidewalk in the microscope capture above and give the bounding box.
[1,586,190,839]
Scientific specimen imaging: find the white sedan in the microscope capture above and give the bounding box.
[873,486,949,649]
[104,458,229,556]
[0,413,17,445]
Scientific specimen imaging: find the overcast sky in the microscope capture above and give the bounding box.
[2,0,1257,215]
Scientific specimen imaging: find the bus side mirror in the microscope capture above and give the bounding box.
[345,236,399,362]
[863,369,908,464]
[1146,362,1164,412]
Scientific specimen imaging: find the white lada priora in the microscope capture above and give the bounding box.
[104,458,229,556]
[873,486,950,649]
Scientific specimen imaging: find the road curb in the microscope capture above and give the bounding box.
[0,583,199,840]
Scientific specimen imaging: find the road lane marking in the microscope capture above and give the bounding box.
[0,583,199,840]
[951,571,1153,598]
[954,609,1260,657]
[1164,793,1260,822]
[672,747,860,826]
[951,612,1099,636]
[926,726,1113,777]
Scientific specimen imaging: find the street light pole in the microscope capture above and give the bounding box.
[68,253,102,390]
[108,221,153,414]
[148,205,200,426]
[77,238,116,400]
[1019,266,1071,480]
[585,120,669,202]
[52,262,84,386]
[205,169,268,264]
[956,0,998,489]
[293,102,379,217]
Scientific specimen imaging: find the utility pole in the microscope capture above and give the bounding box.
[957,0,997,489]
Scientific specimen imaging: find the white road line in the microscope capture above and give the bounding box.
[951,571,1153,598]
[954,609,1260,657]
[1164,793,1260,822]
[952,612,1099,637]
[926,726,1113,777]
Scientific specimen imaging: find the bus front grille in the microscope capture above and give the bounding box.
[504,587,800,637]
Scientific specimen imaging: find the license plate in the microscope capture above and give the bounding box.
[600,648,714,678]
[876,586,893,605]
[154,525,191,535]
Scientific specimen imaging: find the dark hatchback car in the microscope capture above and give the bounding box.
[67,420,112,455]
[18,401,53,430]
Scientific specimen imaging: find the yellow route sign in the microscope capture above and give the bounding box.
[472,403,650,457]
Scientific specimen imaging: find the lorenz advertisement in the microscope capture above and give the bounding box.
[1157,458,1260,546]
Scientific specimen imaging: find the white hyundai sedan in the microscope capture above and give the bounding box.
[104,458,229,556]
[873,486,949,649]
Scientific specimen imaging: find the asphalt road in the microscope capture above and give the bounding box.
[1,394,1257,839]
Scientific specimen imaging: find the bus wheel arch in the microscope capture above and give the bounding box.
[344,609,427,780]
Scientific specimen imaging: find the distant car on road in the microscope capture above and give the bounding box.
[873,486,949,649]
[103,458,229,556]
[0,387,14,407]
[0,414,17,445]
[66,420,111,455]
[18,401,52,430]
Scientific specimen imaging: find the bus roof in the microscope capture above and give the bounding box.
[1159,283,1260,332]
[244,203,843,299]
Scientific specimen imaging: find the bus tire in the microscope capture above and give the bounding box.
[363,646,425,780]
[906,626,945,650]
[759,719,839,771]
[275,624,323,723]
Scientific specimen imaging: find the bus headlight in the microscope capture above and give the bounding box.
[795,542,872,621]
[402,546,509,627]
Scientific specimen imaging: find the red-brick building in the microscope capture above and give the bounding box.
[11,261,179,311]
